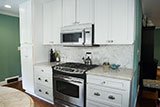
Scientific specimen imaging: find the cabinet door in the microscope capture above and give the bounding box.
[77,0,94,24]
[43,0,62,45]
[62,0,76,27]
[19,0,32,44]
[109,0,128,44]
[94,0,110,44]
[20,44,34,94]
[95,0,134,44]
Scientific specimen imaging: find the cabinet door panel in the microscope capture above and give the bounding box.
[109,0,128,44]
[94,0,134,44]
[43,0,62,45]
[77,0,94,24]
[20,44,34,93]
[19,1,32,44]
[62,0,76,26]
[95,0,109,44]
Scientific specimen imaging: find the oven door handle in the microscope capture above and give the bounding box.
[54,76,84,86]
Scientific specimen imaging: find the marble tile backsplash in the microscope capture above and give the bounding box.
[46,45,134,69]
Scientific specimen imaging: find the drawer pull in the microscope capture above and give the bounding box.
[45,79,48,82]
[45,92,49,95]
[41,70,44,72]
[38,78,41,80]
[94,92,100,96]
[101,81,106,84]
[108,95,115,100]
[39,89,42,92]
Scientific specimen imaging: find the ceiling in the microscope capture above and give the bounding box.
[0,0,27,17]
[0,0,160,27]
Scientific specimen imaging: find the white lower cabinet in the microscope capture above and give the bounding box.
[86,75,131,107]
[34,65,53,102]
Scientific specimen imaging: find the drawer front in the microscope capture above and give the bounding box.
[87,84,122,107]
[34,66,52,76]
[34,75,52,88]
[87,75,130,90]
[35,84,53,102]
[87,100,116,107]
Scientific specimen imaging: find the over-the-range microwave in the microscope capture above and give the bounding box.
[60,23,94,46]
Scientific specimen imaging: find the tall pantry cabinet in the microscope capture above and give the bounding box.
[19,0,45,95]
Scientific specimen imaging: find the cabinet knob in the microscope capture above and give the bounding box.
[110,40,113,43]
[108,95,115,100]
[94,92,100,96]
[41,70,44,72]
[39,89,42,92]
[45,79,48,82]
[45,92,49,95]
[101,81,106,84]
[38,78,41,80]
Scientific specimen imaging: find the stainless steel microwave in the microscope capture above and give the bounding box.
[60,23,94,46]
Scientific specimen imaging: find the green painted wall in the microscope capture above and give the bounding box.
[154,28,160,66]
[131,0,142,107]
[0,14,21,82]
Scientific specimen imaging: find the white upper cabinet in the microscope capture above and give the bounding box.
[19,1,32,44]
[95,0,135,44]
[76,0,94,24]
[43,0,62,45]
[62,0,94,27]
[62,0,76,26]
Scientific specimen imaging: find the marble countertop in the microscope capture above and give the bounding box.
[0,86,34,107]
[86,66,133,81]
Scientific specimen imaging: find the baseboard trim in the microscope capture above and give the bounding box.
[0,81,7,85]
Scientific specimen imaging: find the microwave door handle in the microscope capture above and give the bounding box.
[82,29,85,45]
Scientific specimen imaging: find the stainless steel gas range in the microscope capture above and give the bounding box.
[53,62,98,107]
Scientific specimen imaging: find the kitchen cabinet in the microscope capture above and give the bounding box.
[95,0,135,44]
[43,0,62,45]
[19,0,46,96]
[34,64,53,102]
[86,74,131,107]
[19,0,34,95]
[20,44,34,94]
[19,0,32,44]
[62,0,94,27]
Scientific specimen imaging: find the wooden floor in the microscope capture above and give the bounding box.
[3,81,54,107]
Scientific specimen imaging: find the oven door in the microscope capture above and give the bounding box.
[54,74,84,107]
[61,29,85,46]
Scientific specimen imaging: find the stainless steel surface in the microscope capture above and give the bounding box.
[60,23,93,46]
[54,62,97,74]
[54,74,84,107]
[55,99,79,107]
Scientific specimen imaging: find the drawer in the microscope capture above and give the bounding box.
[34,75,52,88]
[35,84,53,102]
[87,75,130,90]
[87,84,122,107]
[34,66,52,76]
[87,100,116,107]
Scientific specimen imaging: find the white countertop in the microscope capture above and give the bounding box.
[0,86,34,107]
[86,66,133,81]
